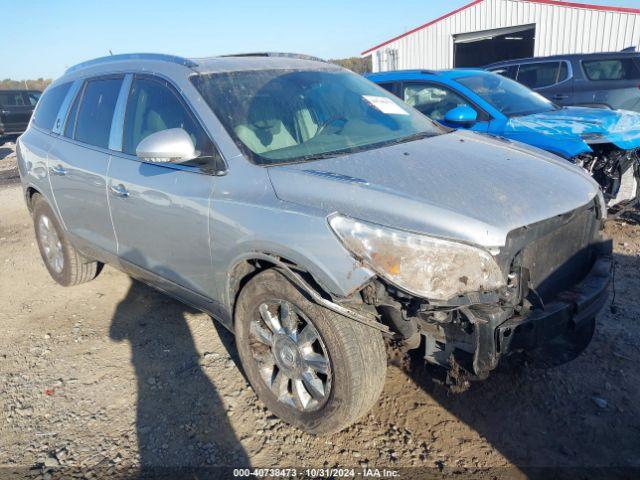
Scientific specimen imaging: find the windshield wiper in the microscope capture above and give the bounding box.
[384,131,439,146]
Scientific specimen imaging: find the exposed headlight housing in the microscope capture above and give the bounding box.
[328,215,505,301]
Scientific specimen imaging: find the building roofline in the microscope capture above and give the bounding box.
[361,0,640,56]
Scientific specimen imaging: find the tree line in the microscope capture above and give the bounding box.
[0,57,371,92]
[0,78,52,91]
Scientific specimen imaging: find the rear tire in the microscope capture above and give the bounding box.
[32,194,102,286]
[234,269,387,435]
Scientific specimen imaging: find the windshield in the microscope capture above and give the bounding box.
[456,74,558,117]
[191,69,442,165]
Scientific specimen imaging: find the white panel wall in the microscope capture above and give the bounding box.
[367,0,640,72]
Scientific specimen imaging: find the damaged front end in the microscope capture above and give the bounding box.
[333,201,612,382]
[573,144,640,207]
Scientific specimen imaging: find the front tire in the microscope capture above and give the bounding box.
[32,195,101,286]
[234,269,387,435]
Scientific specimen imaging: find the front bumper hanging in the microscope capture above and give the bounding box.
[469,244,612,377]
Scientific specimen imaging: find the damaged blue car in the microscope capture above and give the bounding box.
[368,69,640,207]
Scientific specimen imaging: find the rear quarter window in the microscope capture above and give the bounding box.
[32,83,72,131]
[582,58,640,81]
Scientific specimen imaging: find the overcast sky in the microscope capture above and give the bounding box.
[3,0,640,79]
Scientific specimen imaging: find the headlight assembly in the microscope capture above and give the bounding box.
[329,215,505,301]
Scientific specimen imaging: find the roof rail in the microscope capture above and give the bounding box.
[65,53,198,74]
[621,46,637,52]
[218,52,326,63]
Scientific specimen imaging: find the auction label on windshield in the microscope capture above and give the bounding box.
[362,95,410,115]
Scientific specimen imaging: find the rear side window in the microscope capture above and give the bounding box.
[123,76,214,159]
[0,92,26,106]
[32,82,72,130]
[517,62,565,89]
[64,86,83,138]
[74,77,123,149]
[583,58,640,81]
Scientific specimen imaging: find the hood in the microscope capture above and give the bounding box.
[267,130,601,249]
[502,107,640,158]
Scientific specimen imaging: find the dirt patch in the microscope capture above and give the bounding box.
[1,181,640,477]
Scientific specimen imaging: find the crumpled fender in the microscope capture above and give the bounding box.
[495,107,640,159]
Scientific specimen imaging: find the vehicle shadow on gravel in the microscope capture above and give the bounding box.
[108,278,250,472]
[405,250,640,470]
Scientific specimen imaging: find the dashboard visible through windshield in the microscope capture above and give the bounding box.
[191,69,443,165]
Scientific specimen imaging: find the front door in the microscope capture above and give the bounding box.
[48,76,124,254]
[107,75,222,300]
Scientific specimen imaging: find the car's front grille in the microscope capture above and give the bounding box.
[520,204,599,302]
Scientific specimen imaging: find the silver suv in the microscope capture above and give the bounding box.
[18,53,612,434]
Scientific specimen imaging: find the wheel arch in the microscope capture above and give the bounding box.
[225,251,387,334]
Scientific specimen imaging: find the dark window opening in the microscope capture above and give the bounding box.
[454,27,535,68]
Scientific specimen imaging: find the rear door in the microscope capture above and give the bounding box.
[581,56,640,111]
[107,74,221,301]
[515,61,574,105]
[48,76,124,254]
[0,91,33,135]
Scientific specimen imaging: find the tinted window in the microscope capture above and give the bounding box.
[123,77,214,160]
[583,58,640,81]
[32,83,71,130]
[558,62,569,83]
[75,78,122,149]
[0,92,26,106]
[64,86,83,138]
[378,82,398,95]
[517,62,562,88]
[403,83,473,121]
[489,66,517,80]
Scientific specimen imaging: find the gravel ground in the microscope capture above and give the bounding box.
[1,141,639,478]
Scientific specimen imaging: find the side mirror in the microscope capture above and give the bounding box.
[444,105,478,127]
[136,128,197,163]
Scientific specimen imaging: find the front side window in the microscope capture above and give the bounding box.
[74,77,123,149]
[516,62,563,89]
[456,73,557,117]
[122,77,214,162]
[32,82,72,130]
[403,83,473,121]
[583,58,640,81]
[191,69,442,165]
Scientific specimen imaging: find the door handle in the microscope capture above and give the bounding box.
[553,94,569,100]
[109,183,129,198]
[50,164,67,176]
